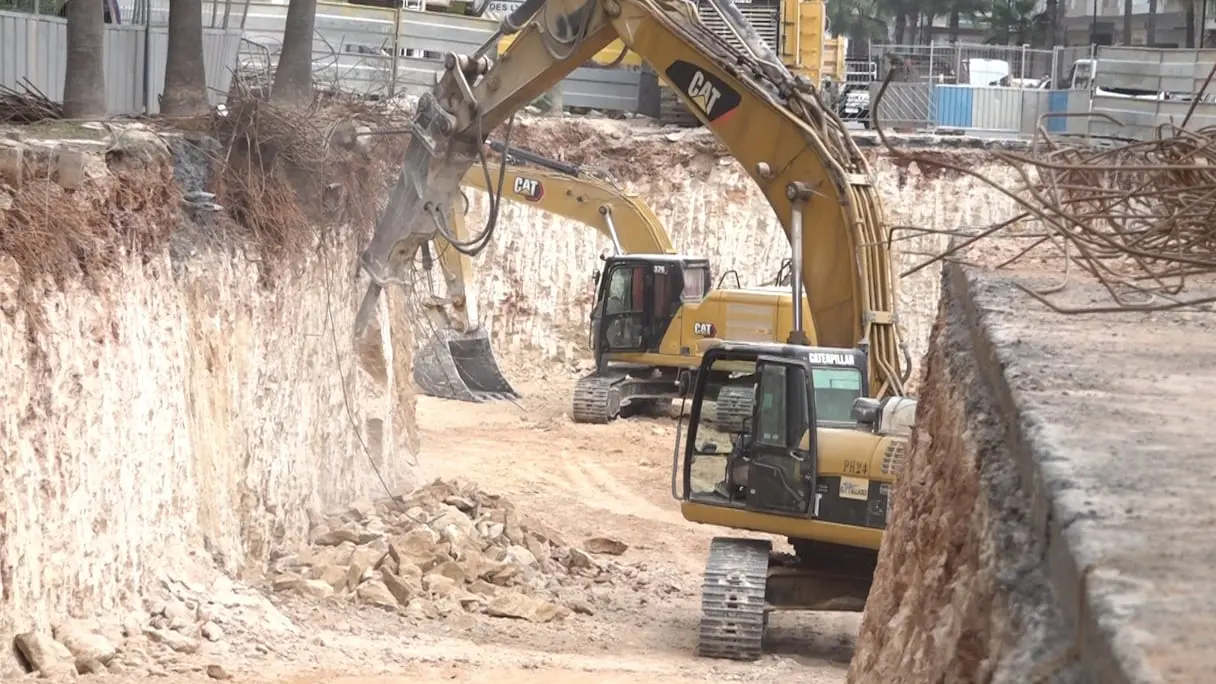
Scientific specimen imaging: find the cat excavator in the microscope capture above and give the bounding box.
[417,141,814,425]
[353,0,916,661]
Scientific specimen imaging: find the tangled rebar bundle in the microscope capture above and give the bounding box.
[874,67,1216,314]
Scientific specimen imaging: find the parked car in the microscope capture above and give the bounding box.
[836,82,871,128]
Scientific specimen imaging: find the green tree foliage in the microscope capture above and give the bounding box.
[825,0,1058,48]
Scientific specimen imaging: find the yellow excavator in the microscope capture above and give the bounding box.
[354,0,916,661]
[418,140,814,425]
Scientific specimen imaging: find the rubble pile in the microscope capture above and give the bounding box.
[270,479,630,624]
[7,574,292,679]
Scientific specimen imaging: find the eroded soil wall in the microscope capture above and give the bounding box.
[0,136,417,636]
[847,265,1077,684]
[1,117,1031,649]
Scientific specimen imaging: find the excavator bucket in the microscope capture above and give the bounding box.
[412,327,521,403]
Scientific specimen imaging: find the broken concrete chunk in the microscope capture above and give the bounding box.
[52,619,117,665]
[13,631,76,677]
[443,495,476,512]
[381,567,422,606]
[485,592,570,623]
[355,580,399,610]
[207,663,233,680]
[143,627,200,654]
[584,536,628,555]
[314,527,382,546]
[274,576,335,599]
[310,563,350,592]
[200,622,224,642]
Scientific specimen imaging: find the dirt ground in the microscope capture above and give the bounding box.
[228,377,858,684]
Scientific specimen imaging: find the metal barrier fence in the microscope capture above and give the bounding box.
[0,9,241,114]
[225,0,640,111]
[868,82,1091,139]
[1086,45,1216,140]
[868,42,1055,85]
[1,0,642,114]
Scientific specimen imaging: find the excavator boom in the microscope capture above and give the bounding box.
[356,0,909,399]
[410,143,678,402]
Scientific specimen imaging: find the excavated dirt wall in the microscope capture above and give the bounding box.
[1,115,1035,665]
[0,132,417,637]
[847,264,1078,684]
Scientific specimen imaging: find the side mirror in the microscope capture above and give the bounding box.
[740,415,752,436]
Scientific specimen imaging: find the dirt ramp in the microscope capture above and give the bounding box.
[0,133,416,638]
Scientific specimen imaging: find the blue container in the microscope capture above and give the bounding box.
[932,86,973,128]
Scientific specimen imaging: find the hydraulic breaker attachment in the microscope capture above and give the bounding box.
[412,327,521,403]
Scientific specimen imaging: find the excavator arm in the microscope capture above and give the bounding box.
[412,142,679,401]
[356,0,910,398]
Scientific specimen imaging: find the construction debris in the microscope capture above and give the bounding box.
[269,479,625,624]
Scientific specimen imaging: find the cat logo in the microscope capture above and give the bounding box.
[664,60,742,124]
[512,176,544,202]
[687,70,722,118]
[693,322,716,337]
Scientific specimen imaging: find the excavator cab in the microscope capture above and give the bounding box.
[674,341,870,517]
[589,254,711,371]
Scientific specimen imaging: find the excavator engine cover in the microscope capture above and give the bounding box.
[412,328,521,403]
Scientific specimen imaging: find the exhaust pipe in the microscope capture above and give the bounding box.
[412,327,521,403]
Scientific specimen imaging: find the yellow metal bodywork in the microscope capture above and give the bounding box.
[359,0,909,557]
[605,286,816,369]
[448,159,812,371]
[498,33,644,68]
[459,163,672,252]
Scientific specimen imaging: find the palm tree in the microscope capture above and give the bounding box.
[162,0,209,116]
[985,0,1047,46]
[272,0,318,105]
[62,0,106,118]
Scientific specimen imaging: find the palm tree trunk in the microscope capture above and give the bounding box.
[1147,0,1157,44]
[948,10,960,42]
[895,13,907,43]
[162,0,209,116]
[1122,0,1132,44]
[62,0,106,118]
[272,0,318,105]
[1187,0,1196,48]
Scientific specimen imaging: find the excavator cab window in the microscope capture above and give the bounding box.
[742,357,817,515]
[679,349,817,517]
[592,258,686,357]
[682,264,710,302]
[812,367,865,425]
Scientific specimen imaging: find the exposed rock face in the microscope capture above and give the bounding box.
[269,479,626,624]
[0,137,417,637]
[848,269,1078,684]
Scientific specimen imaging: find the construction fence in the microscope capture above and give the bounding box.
[0,9,241,115]
[866,44,1216,141]
[4,1,1216,142]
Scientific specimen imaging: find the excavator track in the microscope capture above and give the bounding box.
[713,384,755,433]
[572,374,623,424]
[696,537,771,661]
